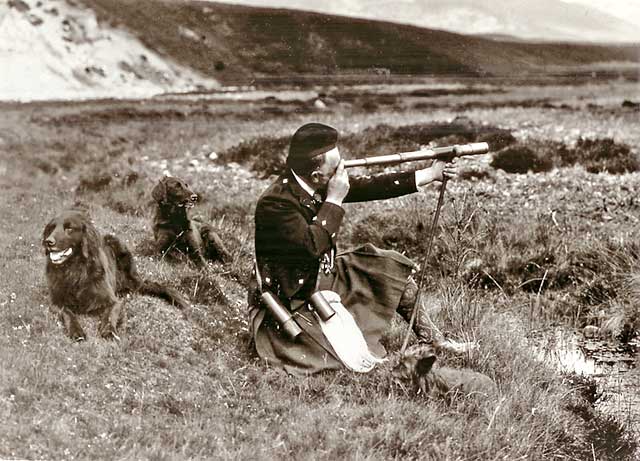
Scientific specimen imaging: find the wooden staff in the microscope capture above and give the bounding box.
[400,176,449,354]
[343,142,489,168]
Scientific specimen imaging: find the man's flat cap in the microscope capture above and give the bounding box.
[287,123,338,168]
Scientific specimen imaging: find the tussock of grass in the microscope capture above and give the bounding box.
[179,272,230,306]
[562,137,640,174]
[348,188,640,332]
[491,143,554,173]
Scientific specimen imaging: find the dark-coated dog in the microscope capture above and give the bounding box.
[43,209,190,340]
[393,344,497,400]
[151,176,231,267]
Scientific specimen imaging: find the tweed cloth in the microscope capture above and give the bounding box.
[249,243,415,375]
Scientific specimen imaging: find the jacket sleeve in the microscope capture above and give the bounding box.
[344,170,418,203]
[256,196,345,258]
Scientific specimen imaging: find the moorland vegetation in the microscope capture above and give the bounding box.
[0,80,639,459]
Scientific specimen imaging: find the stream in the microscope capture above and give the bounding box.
[533,328,639,437]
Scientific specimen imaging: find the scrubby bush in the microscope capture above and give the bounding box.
[359,99,379,113]
[32,158,60,175]
[491,144,553,173]
[220,135,289,177]
[562,138,639,174]
[76,171,114,192]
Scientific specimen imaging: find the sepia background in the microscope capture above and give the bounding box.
[0,0,638,459]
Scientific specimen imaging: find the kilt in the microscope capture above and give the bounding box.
[249,243,415,375]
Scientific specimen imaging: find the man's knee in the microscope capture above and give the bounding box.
[398,276,418,311]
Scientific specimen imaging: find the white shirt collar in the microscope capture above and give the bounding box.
[290,169,316,198]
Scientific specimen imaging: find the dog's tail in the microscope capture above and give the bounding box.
[139,280,190,310]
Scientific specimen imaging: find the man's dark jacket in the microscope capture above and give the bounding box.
[254,169,418,305]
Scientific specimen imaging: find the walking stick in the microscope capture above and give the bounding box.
[400,176,449,354]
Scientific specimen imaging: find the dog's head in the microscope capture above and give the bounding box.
[392,343,438,381]
[42,210,100,265]
[152,176,198,209]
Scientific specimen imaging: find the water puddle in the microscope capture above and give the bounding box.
[532,328,639,436]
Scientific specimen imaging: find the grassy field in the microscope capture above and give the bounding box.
[1,79,639,460]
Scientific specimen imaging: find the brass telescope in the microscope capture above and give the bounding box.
[343,142,489,168]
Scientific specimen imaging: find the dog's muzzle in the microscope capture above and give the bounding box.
[48,247,73,264]
[178,194,198,208]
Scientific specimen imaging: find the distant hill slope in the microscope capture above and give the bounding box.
[216,0,640,44]
[84,0,640,85]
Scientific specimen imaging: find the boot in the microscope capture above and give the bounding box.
[397,277,477,354]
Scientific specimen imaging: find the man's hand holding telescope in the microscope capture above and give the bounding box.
[324,142,489,206]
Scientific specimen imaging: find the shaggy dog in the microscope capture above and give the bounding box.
[151,176,231,267]
[393,344,497,400]
[43,209,190,340]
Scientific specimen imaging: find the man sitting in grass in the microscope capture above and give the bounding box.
[249,122,467,375]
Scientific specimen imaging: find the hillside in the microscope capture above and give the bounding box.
[215,0,640,44]
[85,0,640,85]
[2,0,638,101]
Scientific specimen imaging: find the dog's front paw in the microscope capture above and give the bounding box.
[98,322,119,340]
[67,319,86,342]
[69,326,86,342]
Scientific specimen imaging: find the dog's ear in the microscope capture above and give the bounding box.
[81,223,90,259]
[42,219,54,251]
[152,178,168,203]
[415,354,436,376]
[42,220,53,241]
[80,221,101,260]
